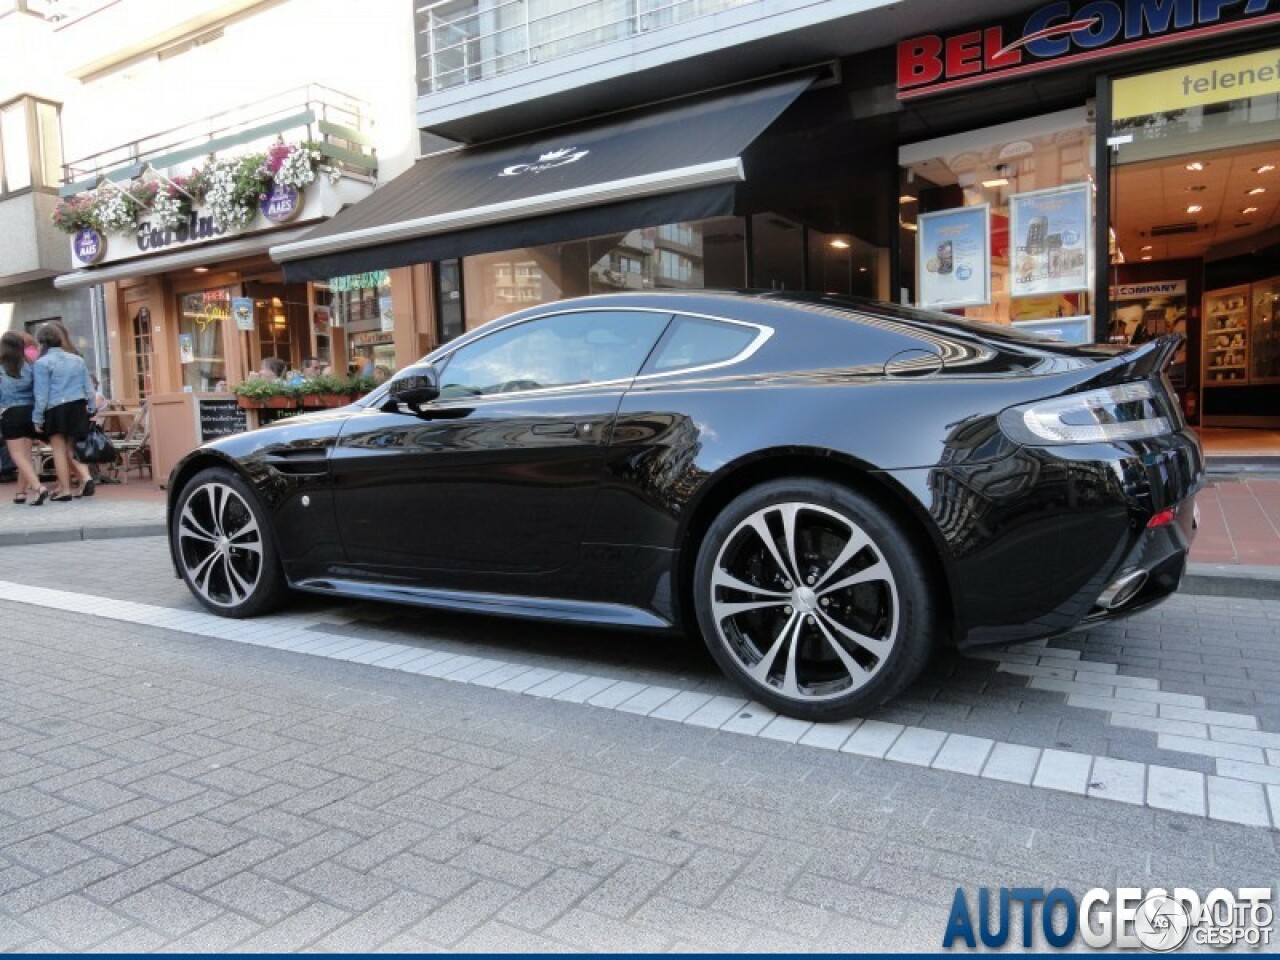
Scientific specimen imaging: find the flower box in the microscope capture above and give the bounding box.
[299,394,353,408]
[236,394,297,410]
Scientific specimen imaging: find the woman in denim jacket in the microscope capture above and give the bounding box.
[32,325,96,502]
[0,331,47,505]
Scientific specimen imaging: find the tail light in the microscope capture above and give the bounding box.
[998,382,1173,446]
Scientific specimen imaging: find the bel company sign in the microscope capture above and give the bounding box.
[897,0,1280,99]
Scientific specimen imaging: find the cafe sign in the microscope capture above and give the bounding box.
[897,0,1280,99]
[260,184,303,223]
[72,227,106,265]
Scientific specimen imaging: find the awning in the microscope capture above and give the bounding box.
[54,227,312,291]
[271,75,811,283]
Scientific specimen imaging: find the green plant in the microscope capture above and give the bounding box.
[294,373,351,396]
[232,378,295,401]
[51,194,100,234]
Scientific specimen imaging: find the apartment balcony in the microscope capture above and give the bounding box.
[0,190,71,285]
[413,0,1022,143]
[61,84,376,193]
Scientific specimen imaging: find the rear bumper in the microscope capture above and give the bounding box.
[889,427,1204,648]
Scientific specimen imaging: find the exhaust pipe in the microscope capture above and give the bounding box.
[1097,569,1149,611]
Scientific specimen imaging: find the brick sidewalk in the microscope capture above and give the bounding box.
[1191,477,1280,567]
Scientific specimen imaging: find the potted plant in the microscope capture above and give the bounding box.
[233,378,296,409]
[296,373,354,408]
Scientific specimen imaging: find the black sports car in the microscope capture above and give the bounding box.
[167,292,1202,721]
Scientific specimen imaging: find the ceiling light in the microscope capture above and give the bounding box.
[1185,161,1206,171]
[1235,222,1254,228]
[829,239,850,249]
[193,266,209,273]
[858,267,868,273]
[1255,164,1275,174]
[1243,206,1259,214]
[1185,184,1207,192]
[1248,187,1267,195]
[981,178,1009,188]
[898,195,917,204]
[900,222,918,232]
[1141,255,1152,261]
[1186,204,1202,213]
[1140,245,1152,252]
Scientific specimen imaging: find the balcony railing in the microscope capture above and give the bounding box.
[60,84,376,195]
[417,0,760,94]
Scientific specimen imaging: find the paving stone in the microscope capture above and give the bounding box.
[981,743,1042,785]
[1206,777,1273,828]
[840,720,905,759]
[1147,765,1207,817]
[1032,749,1093,795]
[1086,757,1146,806]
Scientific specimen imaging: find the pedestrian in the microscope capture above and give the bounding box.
[40,320,96,496]
[257,356,286,380]
[0,331,48,505]
[32,324,96,502]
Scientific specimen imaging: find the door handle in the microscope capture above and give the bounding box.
[531,423,578,436]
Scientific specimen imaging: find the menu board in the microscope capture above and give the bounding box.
[198,397,248,442]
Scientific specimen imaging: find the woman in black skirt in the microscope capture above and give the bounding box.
[0,331,47,505]
[31,325,96,502]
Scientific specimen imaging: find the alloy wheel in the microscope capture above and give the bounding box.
[176,482,265,609]
[709,500,899,703]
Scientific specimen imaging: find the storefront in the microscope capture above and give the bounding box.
[893,2,1280,451]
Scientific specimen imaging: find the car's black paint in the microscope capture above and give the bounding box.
[168,291,1202,648]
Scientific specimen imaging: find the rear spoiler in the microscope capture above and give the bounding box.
[1061,335,1183,393]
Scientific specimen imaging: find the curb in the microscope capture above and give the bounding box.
[0,523,166,548]
[1182,562,1280,601]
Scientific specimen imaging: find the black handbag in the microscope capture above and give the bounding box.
[74,423,118,464]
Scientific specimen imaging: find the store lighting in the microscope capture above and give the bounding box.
[981,178,1009,188]
[1141,255,1152,261]
[900,221,918,232]
[1243,206,1259,214]
[1186,204,1202,213]
[1140,245,1152,252]
[859,267,868,273]
[1185,161,1206,171]
[829,239,850,249]
[193,266,209,273]
[1255,164,1276,174]
[1248,187,1267,195]
[898,195,917,204]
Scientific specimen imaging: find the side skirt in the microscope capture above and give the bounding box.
[290,576,673,630]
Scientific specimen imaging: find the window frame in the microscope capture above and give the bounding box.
[0,95,63,198]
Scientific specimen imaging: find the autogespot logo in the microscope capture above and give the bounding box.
[943,886,1273,951]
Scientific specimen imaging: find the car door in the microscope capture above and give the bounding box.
[329,308,672,590]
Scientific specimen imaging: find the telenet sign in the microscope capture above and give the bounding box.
[1114,47,1280,121]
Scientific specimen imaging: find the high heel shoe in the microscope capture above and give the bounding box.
[78,478,96,498]
[29,487,49,506]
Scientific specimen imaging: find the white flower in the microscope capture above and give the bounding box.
[205,158,256,231]
[275,145,319,190]
[96,191,135,233]
[151,188,186,229]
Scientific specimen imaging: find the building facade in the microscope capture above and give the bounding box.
[38,0,1280,479]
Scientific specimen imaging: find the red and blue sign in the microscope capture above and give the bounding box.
[898,0,1280,98]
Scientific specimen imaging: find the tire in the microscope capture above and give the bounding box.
[171,466,289,618]
[693,478,935,722]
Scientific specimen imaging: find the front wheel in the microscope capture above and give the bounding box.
[172,467,288,618]
[693,478,936,722]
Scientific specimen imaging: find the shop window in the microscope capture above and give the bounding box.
[179,289,229,392]
[331,271,395,377]
[131,306,153,398]
[0,97,62,196]
[435,259,465,344]
[751,214,804,291]
[899,108,1095,340]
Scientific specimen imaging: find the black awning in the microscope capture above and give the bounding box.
[272,75,810,282]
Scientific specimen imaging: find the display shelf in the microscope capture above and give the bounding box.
[1203,284,1252,387]
[1249,276,1280,384]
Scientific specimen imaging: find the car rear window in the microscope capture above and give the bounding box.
[645,315,759,373]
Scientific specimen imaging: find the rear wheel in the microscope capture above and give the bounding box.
[172,467,288,618]
[693,478,935,721]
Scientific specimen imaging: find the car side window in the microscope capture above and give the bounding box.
[437,310,671,399]
[643,314,759,374]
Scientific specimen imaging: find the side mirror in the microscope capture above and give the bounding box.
[385,362,440,410]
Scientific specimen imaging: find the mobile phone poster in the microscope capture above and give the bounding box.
[1009,183,1091,298]
[916,203,990,310]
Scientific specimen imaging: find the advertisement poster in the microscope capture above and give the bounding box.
[1009,183,1091,297]
[1109,279,1188,384]
[312,305,331,336]
[916,204,990,309]
[178,333,194,364]
[231,297,255,332]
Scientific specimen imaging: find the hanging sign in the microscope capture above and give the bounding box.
[232,297,256,332]
[897,1,1280,99]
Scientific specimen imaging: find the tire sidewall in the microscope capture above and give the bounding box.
[172,466,285,618]
[693,478,934,721]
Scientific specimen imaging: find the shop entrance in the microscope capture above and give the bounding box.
[1108,49,1280,456]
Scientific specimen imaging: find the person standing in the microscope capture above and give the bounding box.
[31,325,96,502]
[41,321,96,496]
[0,331,48,505]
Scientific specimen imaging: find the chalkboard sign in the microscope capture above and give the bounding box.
[199,397,248,442]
